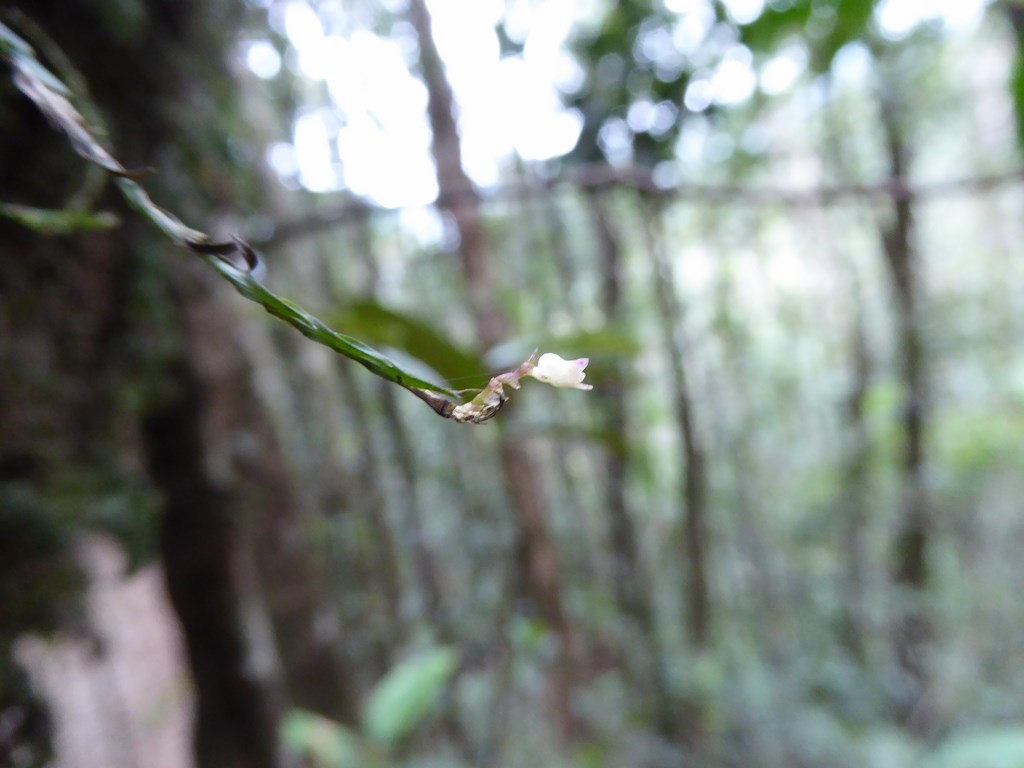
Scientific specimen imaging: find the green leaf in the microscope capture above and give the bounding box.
[281,710,363,768]
[491,325,639,369]
[329,299,489,386]
[363,646,458,745]
[0,202,119,234]
[203,257,458,397]
[539,326,641,358]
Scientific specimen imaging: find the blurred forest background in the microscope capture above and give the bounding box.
[3,0,1024,767]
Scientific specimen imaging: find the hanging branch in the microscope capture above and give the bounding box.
[0,21,592,423]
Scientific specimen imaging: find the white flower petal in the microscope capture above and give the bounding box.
[530,352,593,390]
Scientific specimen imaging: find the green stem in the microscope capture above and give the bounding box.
[1,19,460,401]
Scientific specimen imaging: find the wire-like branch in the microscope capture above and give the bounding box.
[260,163,1024,249]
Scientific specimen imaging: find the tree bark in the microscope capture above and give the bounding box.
[407,0,578,736]
[640,200,711,650]
[637,200,712,748]
[838,279,872,660]
[1,1,355,762]
[586,190,647,628]
[589,190,691,742]
[143,305,282,768]
[877,87,932,731]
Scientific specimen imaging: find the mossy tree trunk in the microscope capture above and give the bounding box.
[1,1,354,764]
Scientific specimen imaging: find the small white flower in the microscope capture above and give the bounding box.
[530,352,593,391]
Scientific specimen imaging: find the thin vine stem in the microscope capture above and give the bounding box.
[1,20,466,406]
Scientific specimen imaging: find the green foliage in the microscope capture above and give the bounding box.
[78,474,163,571]
[0,202,118,233]
[508,615,551,657]
[202,254,459,397]
[362,646,458,745]
[737,0,876,71]
[492,325,639,382]
[282,710,364,768]
[1012,35,1024,152]
[0,486,84,641]
[282,648,459,765]
[535,326,640,360]
[329,299,489,387]
[732,0,813,51]
[936,407,1024,477]
[567,0,690,165]
[923,728,1024,768]
[11,3,1024,766]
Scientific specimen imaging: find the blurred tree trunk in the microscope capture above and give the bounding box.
[640,200,710,649]
[142,277,285,767]
[349,223,448,630]
[589,190,687,742]
[820,102,874,663]
[639,199,711,747]
[707,238,780,632]
[264,233,406,688]
[407,0,578,737]
[1,1,358,763]
[838,278,872,660]
[877,87,933,731]
[586,190,647,628]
